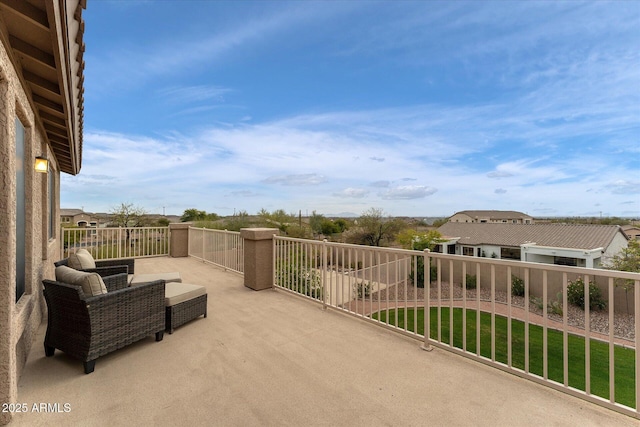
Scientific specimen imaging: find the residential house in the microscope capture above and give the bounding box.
[448,210,534,224]
[0,1,85,424]
[622,225,640,241]
[60,208,97,227]
[436,222,628,268]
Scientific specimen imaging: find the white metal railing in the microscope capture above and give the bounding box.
[273,235,640,419]
[61,226,170,260]
[188,227,244,274]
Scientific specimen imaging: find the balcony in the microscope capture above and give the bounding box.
[11,255,638,426]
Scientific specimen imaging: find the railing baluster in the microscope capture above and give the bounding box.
[491,264,496,362]
[462,260,467,353]
[585,274,591,396]
[543,270,548,380]
[437,258,442,344]
[524,267,530,374]
[449,259,454,348]
[608,277,615,404]
[476,263,481,358]
[507,265,512,368]
[563,272,568,388]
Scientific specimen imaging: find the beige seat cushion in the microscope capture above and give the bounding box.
[165,282,206,307]
[67,248,96,270]
[55,265,107,297]
[129,272,182,286]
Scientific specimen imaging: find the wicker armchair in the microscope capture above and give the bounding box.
[54,257,135,278]
[42,273,165,374]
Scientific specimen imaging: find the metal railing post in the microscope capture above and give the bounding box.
[322,239,328,310]
[117,227,122,259]
[422,249,432,351]
[224,230,229,271]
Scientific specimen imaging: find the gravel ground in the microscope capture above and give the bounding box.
[371,282,635,341]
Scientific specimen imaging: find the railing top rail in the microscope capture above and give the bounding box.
[188,227,241,235]
[426,250,640,280]
[63,226,169,231]
[274,235,421,257]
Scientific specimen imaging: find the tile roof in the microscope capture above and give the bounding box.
[452,210,532,219]
[437,223,625,250]
[60,208,85,216]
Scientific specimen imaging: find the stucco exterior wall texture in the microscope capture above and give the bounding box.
[1,41,59,425]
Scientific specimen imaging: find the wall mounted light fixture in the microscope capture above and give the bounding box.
[34,156,48,173]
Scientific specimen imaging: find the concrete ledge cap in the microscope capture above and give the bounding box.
[240,228,279,240]
[169,223,192,230]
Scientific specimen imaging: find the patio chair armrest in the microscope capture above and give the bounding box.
[95,258,135,274]
[82,265,129,278]
[86,280,165,310]
[101,273,129,292]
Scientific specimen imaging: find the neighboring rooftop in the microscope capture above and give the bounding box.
[437,222,625,250]
[449,210,534,224]
[60,208,89,216]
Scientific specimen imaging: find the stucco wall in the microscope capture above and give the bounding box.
[0,39,60,426]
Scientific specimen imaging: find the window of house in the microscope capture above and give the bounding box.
[433,244,442,253]
[554,257,578,267]
[15,117,26,302]
[462,246,474,256]
[501,247,521,259]
[447,245,456,254]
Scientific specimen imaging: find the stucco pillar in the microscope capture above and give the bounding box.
[169,223,191,257]
[240,228,278,291]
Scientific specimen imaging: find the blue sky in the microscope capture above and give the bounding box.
[61,0,640,218]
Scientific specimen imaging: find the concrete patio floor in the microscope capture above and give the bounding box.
[11,256,637,426]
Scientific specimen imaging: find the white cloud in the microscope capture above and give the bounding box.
[158,85,232,104]
[333,188,369,199]
[379,185,437,200]
[262,174,327,186]
[607,180,640,195]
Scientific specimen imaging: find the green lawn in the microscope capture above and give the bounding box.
[373,307,636,408]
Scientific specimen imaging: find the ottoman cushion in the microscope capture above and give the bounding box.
[165,282,207,306]
[129,272,182,286]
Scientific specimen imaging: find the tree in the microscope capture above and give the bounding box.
[309,211,324,235]
[431,218,448,228]
[224,210,251,231]
[181,208,219,222]
[258,208,295,234]
[346,208,404,247]
[110,203,148,227]
[605,240,640,312]
[401,229,445,288]
[397,229,445,251]
[109,203,148,246]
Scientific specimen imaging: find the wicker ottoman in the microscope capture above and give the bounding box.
[165,282,207,333]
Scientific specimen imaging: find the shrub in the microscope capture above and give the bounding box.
[530,294,563,316]
[465,274,477,290]
[511,275,525,297]
[548,293,564,316]
[354,280,372,299]
[408,258,437,288]
[567,277,606,311]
